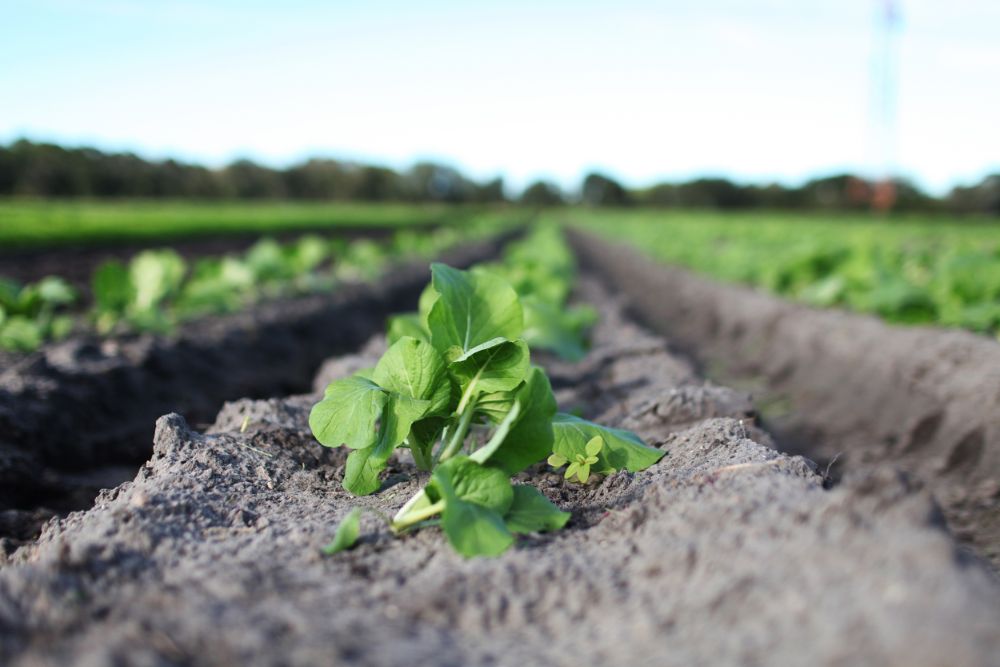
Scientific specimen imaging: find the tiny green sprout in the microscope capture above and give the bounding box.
[548,435,603,483]
[322,507,363,555]
[240,415,250,433]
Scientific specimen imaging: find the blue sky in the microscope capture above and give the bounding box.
[2,0,998,193]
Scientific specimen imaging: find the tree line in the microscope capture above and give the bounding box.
[2,139,996,214]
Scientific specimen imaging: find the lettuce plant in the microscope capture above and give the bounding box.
[311,261,663,557]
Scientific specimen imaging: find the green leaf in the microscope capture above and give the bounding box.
[449,339,530,395]
[471,366,557,474]
[129,249,186,313]
[322,508,362,555]
[429,456,514,513]
[35,277,76,306]
[521,296,595,362]
[585,436,603,458]
[0,316,43,352]
[547,453,567,468]
[309,377,388,449]
[441,498,513,558]
[427,263,523,358]
[372,336,453,415]
[91,260,132,322]
[552,413,664,474]
[504,485,570,534]
[387,313,430,345]
[342,393,431,495]
[429,456,514,558]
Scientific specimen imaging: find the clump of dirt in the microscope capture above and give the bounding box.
[1,279,997,666]
[0,235,512,541]
[570,229,1000,568]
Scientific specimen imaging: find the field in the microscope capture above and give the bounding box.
[0,199,484,248]
[571,208,1000,336]
[1,211,999,665]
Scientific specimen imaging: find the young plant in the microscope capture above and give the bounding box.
[311,260,664,557]
[0,276,77,352]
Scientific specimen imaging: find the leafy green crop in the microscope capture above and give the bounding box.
[574,209,1000,339]
[388,225,597,361]
[0,276,77,351]
[312,258,663,557]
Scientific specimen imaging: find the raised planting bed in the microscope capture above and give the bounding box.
[0,232,516,544]
[570,228,1000,568]
[1,267,998,666]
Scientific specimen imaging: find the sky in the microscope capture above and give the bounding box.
[1,0,998,194]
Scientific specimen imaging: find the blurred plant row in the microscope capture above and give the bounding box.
[576,210,1000,338]
[0,226,497,353]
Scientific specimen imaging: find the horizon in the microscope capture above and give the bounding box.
[3,0,999,195]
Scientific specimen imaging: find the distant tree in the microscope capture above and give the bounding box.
[223,159,286,198]
[520,180,565,206]
[581,172,629,206]
[948,174,1000,215]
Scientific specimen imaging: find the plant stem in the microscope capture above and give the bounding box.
[391,499,446,532]
[438,398,476,463]
[410,440,432,471]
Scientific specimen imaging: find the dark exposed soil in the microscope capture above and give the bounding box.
[0,225,438,294]
[570,228,1000,568]
[1,278,998,666]
[0,234,513,546]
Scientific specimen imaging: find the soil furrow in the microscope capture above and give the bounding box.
[1,276,997,666]
[569,227,1000,568]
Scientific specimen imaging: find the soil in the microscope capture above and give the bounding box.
[569,229,1000,568]
[1,277,998,666]
[0,234,513,546]
[0,225,436,295]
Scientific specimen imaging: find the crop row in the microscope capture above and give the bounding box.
[573,209,1000,337]
[0,214,515,352]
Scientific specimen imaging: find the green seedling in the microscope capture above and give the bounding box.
[549,435,603,483]
[312,252,662,557]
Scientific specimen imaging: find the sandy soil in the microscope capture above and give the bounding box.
[1,279,997,666]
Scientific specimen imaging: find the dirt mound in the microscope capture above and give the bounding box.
[570,229,1000,568]
[0,236,511,542]
[2,281,997,666]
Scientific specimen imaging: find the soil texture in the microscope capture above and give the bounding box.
[0,235,512,546]
[1,278,997,666]
[570,228,1000,568]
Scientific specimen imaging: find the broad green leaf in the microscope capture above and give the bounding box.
[476,386,519,424]
[552,413,663,474]
[34,277,76,306]
[427,263,523,357]
[449,339,529,395]
[471,367,557,474]
[429,456,513,513]
[387,313,430,345]
[372,336,453,415]
[0,316,43,352]
[341,393,431,495]
[322,508,362,555]
[504,485,570,533]
[92,260,132,314]
[130,249,186,313]
[429,456,514,558]
[309,377,388,449]
[418,281,438,322]
[441,497,513,558]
